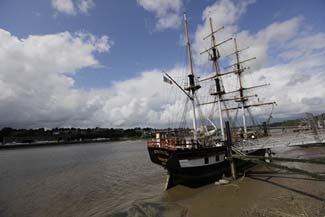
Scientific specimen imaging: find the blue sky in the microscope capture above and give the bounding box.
[0,0,325,128]
[1,0,324,88]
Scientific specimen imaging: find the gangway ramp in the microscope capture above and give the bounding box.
[234,128,325,152]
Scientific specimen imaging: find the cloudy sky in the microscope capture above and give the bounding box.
[0,0,324,128]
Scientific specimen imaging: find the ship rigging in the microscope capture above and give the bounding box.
[147,13,274,189]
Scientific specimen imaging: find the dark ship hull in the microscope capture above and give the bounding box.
[148,143,265,189]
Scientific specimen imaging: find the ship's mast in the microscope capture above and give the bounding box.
[183,13,201,140]
[195,17,232,140]
[198,36,276,139]
[192,20,276,140]
[208,17,225,140]
[226,38,276,138]
[234,38,248,137]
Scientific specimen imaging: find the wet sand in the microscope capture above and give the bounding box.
[117,145,325,217]
[162,168,324,216]
[163,146,325,217]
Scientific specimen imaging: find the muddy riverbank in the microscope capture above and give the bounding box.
[113,145,325,217]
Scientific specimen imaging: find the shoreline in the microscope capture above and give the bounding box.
[0,137,146,150]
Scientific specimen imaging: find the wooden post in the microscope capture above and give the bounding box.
[263,121,268,136]
[225,121,236,179]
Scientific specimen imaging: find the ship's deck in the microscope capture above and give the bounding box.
[147,137,223,151]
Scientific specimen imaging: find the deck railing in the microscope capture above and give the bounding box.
[147,137,202,150]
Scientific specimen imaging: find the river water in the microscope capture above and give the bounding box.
[0,141,167,217]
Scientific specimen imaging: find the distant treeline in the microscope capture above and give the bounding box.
[1,113,324,144]
[269,119,302,127]
[0,127,155,144]
[269,113,325,127]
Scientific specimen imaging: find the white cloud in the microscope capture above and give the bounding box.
[52,0,76,15]
[0,29,111,128]
[137,0,183,31]
[213,32,325,121]
[192,0,255,66]
[247,52,325,120]
[0,28,189,128]
[235,16,302,71]
[77,0,95,14]
[91,68,189,127]
[52,0,95,15]
[279,32,325,61]
[192,0,301,70]
[190,0,325,123]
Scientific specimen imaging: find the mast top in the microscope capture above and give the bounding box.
[183,11,201,92]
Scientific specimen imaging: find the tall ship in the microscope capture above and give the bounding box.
[147,14,276,189]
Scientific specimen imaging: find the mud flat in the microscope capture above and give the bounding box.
[166,146,325,217]
[114,145,325,217]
